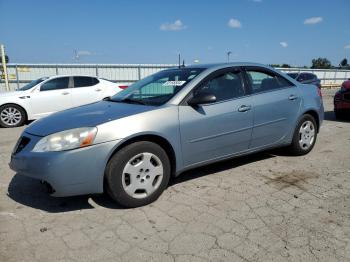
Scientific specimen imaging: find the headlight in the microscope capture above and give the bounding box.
[32,127,97,152]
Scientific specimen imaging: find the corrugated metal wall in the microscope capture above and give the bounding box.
[1,64,350,92]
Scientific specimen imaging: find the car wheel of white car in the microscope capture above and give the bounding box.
[288,114,317,156]
[105,141,171,208]
[0,104,26,128]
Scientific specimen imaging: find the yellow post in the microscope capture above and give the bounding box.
[1,44,10,91]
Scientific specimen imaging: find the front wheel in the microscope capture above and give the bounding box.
[0,104,26,128]
[105,141,171,208]
[287,114,317,156]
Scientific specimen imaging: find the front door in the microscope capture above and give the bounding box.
[30,76,72,118]
[179,68,253,167]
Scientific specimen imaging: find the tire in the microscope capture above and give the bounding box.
[287,114,317,156]
[0,104,26,128]
[105,141,171,208]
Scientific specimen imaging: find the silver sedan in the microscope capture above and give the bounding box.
[10,63,324,207]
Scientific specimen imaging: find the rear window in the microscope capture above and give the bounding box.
[74,77,99,88]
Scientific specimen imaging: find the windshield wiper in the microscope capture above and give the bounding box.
[121,98,147,105]
[103,97,147,105]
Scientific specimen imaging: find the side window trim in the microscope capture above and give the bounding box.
[181,67,247,105]
[69,77,74,88]
[242,66,295,95]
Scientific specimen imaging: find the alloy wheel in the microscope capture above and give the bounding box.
[0,107,22,126]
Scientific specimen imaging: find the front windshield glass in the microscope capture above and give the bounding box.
[110,68,205,106]
[18,77,48,91]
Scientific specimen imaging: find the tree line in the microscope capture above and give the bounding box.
[270,57,350,69]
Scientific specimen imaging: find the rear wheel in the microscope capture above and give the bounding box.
[0,104,26,128]
[105,141,171,208]
[287,114,317,156]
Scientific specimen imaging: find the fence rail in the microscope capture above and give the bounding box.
[1,63,350,92]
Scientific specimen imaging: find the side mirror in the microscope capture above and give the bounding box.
[188,92,216,106]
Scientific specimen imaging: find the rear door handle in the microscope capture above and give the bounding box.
[62,91,70,95]
[289,95,298,100]
[238,105,251,112]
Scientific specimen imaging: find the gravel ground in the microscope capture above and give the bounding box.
[0,89,349,262]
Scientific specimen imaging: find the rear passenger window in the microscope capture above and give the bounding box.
[246,70,293,94]
[196,70,245,102]
[74,77,99,88]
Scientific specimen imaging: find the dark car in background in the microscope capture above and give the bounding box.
[287,72,321,89]
[334,80,350,119]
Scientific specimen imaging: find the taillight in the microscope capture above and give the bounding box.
[118,85,128,89]
[317,88,322,98]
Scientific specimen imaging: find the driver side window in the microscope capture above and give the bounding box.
[40,77,69,91]
[196,70,245,102]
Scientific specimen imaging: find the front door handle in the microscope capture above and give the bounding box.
[95,88,102,92]
[238,105,251,112]
[62,91,70,95]
[289,95,298,100]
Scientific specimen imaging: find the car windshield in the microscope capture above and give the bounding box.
[287,73,298,79]
[110,68,205,106]
[18,77,48,91]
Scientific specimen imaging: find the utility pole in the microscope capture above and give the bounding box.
[0,44,10,91]
[227,51,232,63]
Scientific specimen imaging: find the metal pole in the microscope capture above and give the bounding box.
[95,64,99,77]
[56,64,59,75]
[138,65,141,80]
[15,64,19,90]
[1,44,10,91]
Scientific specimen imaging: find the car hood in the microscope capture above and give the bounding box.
[25,101,157,137]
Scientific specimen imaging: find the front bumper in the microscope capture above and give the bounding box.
[9,132,121,197]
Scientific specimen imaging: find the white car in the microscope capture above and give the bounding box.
[0,75,126,127]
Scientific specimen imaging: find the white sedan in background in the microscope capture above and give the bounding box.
[0,75,127,127]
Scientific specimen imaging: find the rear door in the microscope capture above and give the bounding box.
[179,68,253,167]
[243,67,301,149]
[71,76,103,107]
[30,76,72,118]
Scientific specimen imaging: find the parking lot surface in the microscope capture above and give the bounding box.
[1,89,349,262]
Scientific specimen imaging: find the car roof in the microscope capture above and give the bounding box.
[47,75,100,79]
[177,62,272,70]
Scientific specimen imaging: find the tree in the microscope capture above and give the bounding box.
[281,64,291,68]
[311,58,332,69]
[339,58,349,68]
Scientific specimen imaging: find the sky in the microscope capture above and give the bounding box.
[1,0,349,66]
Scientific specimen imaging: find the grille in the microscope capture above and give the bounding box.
[13,136,30,155]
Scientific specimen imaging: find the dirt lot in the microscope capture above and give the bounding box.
[0,89,349,262]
